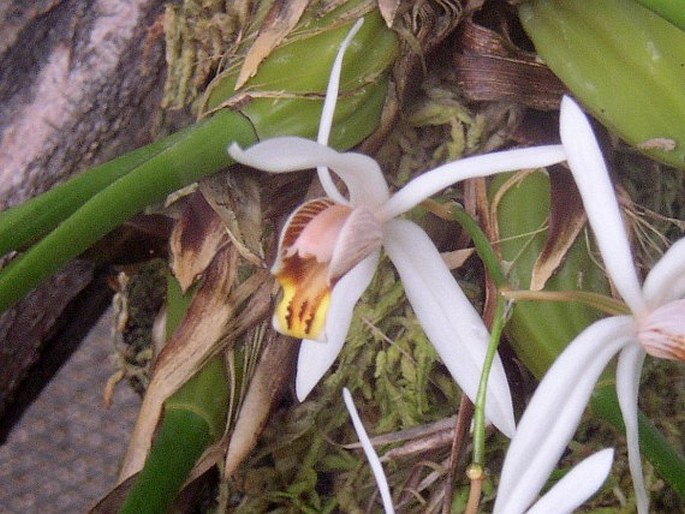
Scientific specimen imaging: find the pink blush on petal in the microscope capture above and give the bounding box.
[637,299,685,362]
[287,204,352,263]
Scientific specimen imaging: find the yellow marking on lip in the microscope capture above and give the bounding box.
[274,261,332,341]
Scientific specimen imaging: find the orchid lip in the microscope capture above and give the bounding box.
[273,262,332,341]
[271,197,383,342]
[636,298,685,361]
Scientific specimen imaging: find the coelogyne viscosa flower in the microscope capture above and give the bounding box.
[228,20,567,437]
[494,97,685,514]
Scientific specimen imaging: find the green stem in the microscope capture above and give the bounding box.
[450,203,507,287]
[118,408,213,514]
[472,297,508,468]
[119,275,229,513]
[0,126,191,256]
[166,272,194,336]
[0,110,257,312]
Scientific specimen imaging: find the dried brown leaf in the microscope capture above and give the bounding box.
[118,245,272,483]
[224,331,297,476]
[452,17,567,110]
[170,192,229,292]
[457,16,516,59]
[199,168,264,266]
[392,1,465,104]
[234,0,309,90]
[173,288,278,488]
[88,474,137,513]
[442,247,475,270]
[530,167,586,291]
[378,0,401,27]
[454,54,567,111]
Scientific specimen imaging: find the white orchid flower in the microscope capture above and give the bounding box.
[494,96,685,514]
[343,387,614,514]
[229,20,569,438]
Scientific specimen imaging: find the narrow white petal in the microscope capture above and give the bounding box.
[382,219,515,437]
[559,96,647,315]
[316,18,364,202]
[296,251,380,401]
[317,18,363,146]
[342,388,396,514]
[378,145,566,221]
[494,316,635,514]
[642,237,685,307]
[525,449,614,514]
[229,138,389,208]
[616,343,649,514]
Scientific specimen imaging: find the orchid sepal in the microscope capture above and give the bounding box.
[522,449,614,514]
[559,96,647,316]
[296,251,380,401]
[494,316,634,513]
[383,219,516,437]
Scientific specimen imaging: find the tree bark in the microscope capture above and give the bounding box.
[0,0,175,436]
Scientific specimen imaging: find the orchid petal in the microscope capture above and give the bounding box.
[558,96,647,316]
[494,316,634,514]
[637,299,685,361]
[616,343,649,514]
[378,145,566,222]
[642,237,685,307]
[229,138,389,208]
[275,199,348,269]
[382,219,515,437]
[317,18,363,147]
[525,449,614,514]
[342,388,396,514]
[296,251,380,401]
[316,18,364,202]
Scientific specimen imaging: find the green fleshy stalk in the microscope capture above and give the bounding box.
[634,0,685,31]
[520,0,685,169]
[119,275,229,514]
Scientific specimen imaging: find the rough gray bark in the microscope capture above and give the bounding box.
[0,0,175,436]
[0,0,170,205]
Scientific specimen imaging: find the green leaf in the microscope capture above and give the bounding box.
[520,0,685,169]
